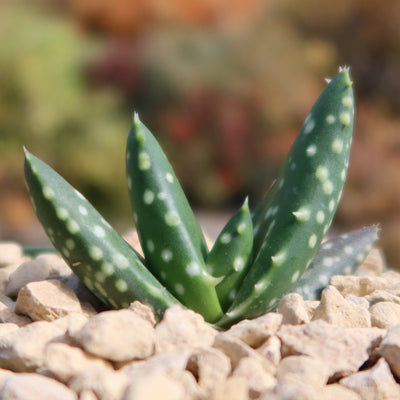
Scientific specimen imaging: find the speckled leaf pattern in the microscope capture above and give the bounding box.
[217,68,355,327]
[126,114,223,322]
[206,197,253,311]
[24,150,179,320]
[294,225,379,300]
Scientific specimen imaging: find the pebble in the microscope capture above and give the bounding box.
[0,319,68,372]
[210,376,249,400]
[340,357,400,400]
[312,285,371,328]
[277,319,384,379]
[0,373,77,400]
[44,342,113,382]
[0,242,23,267]
[122,370,186,400]
[155,305,217,352]
[213,331,262,369]
[187,347,231,395]
[0,243,399,398]
[5,258,52,297]
[74,309,155,362]
[369,301,400,329]
[330,275,388,297]
[278,293,311,325]
[224,312,282,348]
[68,368,130,400]
[320,384,362,400]
[232,356,276,397]
[15,280,83,321]
[378,323,400,378]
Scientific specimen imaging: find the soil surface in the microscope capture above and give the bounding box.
[0,240,400,399]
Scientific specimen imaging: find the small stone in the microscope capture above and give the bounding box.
[44,342,113,382]
[224,312,282,348]
[345,294,370,309]
[378,324,400,378]
[0,320,68,372]
[273,355,330,400]
[340,358,400,400]
[330,275,388,297]
[278,293,310,325]
[0,368,14,391]
[277,355,330,387]
[68,368,130,400]
[233,356,277,397]
[210,376,249,400]
[312,286,371,328]
[187,347,231,395]
[365,290,400,306]
[0,323,19,338]
[0,372,77,400]
[0,242,23,267]
[122,370,185,400]
[213,332,261,369]
[0,295,31,326]
[256,335,281,368]
[303,300,320,318]
[0,263,21,294]
[380,270,400,287]
[320,384,362,400]
[121,348,192,377]
[74,309,155,362]
[277,320,384,379]
[155,305,217,353]
[15,280,83,321]
[36,254,72,277]
[5,258,51,297]
[129,301,156,326]
[370,302,400,329]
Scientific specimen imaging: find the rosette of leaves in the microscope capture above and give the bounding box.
[24,67,378,328]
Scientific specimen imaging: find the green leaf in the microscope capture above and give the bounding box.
[206,197,253,311]
[24,149,179,320]
[294,225,379,300]
[126,114,223,322]
[217,68,355,328]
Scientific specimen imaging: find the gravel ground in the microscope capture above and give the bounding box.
[0,239,400,399]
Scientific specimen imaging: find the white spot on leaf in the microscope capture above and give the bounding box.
[93,225,106,238]
[161,249,173,262]
[233,257,245,272]
[186,261,201,276]
[165,211,180,227]
[143,190,155,205]
[326,115,336,124]
[115,279,128,292]
[89,246,103,261]
[308,234,317,248]
[138,152,151,170]
[306,145,317,156]
[332,138,344,154]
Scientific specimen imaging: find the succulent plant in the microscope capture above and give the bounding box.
[24,67,378,328]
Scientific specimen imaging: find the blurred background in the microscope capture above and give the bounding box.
[1,0,400,267]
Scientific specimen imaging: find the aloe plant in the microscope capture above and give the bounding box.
[24,67,377,327]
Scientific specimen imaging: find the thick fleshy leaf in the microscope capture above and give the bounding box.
[126,114,223,322]
[206,197,253,311]
[294,225,379,300]
[24,150,179,320]
[218,68,355,328]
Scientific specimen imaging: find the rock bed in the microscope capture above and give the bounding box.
[1,241,400,399]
